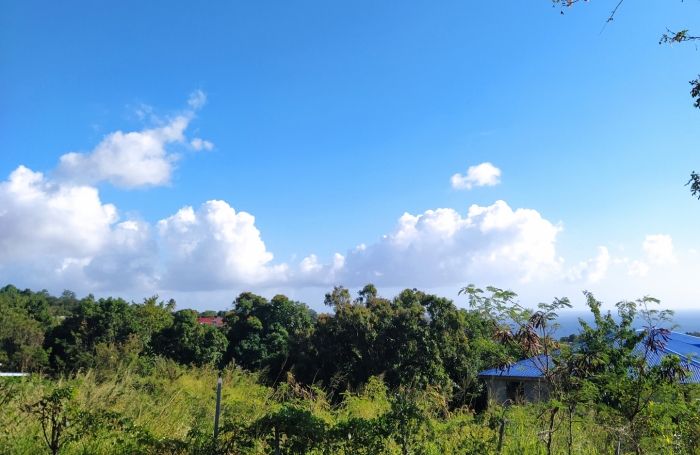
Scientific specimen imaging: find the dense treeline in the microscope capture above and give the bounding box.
[2,283,700,454]
[0,283,512,406]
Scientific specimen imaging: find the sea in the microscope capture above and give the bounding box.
[552,309,700,338]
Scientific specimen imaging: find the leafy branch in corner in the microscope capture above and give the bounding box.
[687,172,700,199]
[659,29,700,47]
[551,1,700,198]
[690,75,700,109]
[659,29,700,108]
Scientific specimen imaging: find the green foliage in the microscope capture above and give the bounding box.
[133,295,176,346]
[561,293,693,452]
[466,286,700,455]
[152,309,228,367]
[26,385,77,455]
[323,286,352,307]
[459,284,571,376]
[46,290,80,317]
[691,75,700,109]
[0,285,53,372]
[253,404,327,454]
[224,293,314,381]
[659,29,700,48]
[3,283,700,453]
[42,292,228,372]
[312,286,508,407]
[45,295,140,371]
[559,333,579,344]
[1,361,699,454]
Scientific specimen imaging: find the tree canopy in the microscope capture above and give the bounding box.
[0,283,510,408]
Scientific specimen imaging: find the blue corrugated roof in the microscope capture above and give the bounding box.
[479,355,549,378]
[478,331,700,382]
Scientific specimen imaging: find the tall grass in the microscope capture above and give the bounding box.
[1,364,696,454]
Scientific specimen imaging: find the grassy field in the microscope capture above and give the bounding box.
[2,361,695,455]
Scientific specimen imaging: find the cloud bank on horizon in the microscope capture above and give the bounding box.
[0,94,681,296]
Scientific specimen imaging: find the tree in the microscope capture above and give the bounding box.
[384,389,428,455]
[567,293,690,453]
[45,290,80,317]
[460,284,572,455]
[223,293,315,380]
[44,296,139,372]
[324,286,352,307]
[462,284,694,454]
[312,285,506,402]
[151,309,228,366]
[27,386,77,455]
[355,284,378,305]
[131,295,175,347]
[253,404,327,455]
[0,285,52,372]
[312,286,441,393]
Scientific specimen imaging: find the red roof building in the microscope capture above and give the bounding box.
[196,317,225,327]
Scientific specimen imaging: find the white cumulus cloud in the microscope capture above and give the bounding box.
[0,173,568,292]
[451,162,501,190]
[338,200,561,287]
[55,116,189,189]
[157,200,288,291]
[0,165,160,291]
[566,246,610,283]
[0,166,118,261]
[0,167,590,295]
[55,91,211,189]
[4,93,628,296]
[643,234,676,265]
[188,90,207,110]
[628,260,650,277]
[83,219,160,290]
[190,138,214,151]
[294,253,346,285]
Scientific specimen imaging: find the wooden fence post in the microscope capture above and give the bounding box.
[214,377,222,439]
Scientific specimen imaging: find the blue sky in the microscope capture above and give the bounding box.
[1,1,699,312]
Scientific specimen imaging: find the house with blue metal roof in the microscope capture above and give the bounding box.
[478,331,700,405]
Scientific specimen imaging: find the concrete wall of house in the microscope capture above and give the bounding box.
[487,379,508,405]
[524,380,549,403]
[486,378,549,405]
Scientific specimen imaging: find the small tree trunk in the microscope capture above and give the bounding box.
[568,405,574,455]
[497,418,506,453]
[616,434,621,455]
[49,414,64,455]
[401,420,408,455]
[275,425,280,455]
[546,407,558,455]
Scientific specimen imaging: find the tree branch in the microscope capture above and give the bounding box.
[659,29,700,46]
[687,172,700,199]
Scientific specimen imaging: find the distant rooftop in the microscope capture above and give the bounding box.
[479,331,700,382]
[197,317,225,327]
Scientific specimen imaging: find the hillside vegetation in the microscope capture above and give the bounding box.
[1,284,699,454]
